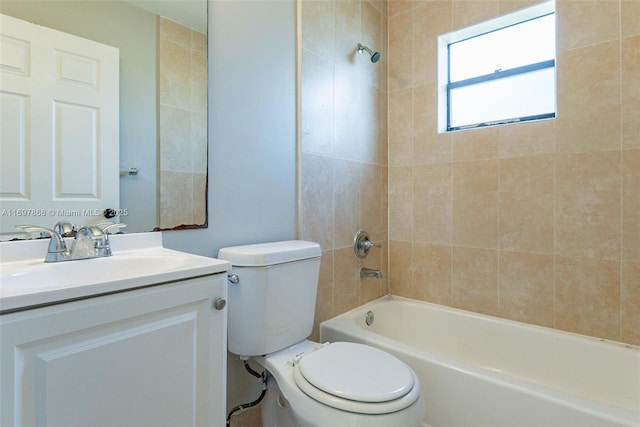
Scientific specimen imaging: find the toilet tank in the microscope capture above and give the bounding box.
[218,241,321,357]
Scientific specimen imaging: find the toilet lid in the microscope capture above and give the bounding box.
[297,342,414,403]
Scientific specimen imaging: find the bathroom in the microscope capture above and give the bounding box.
[211,0,638,423]
[233,0,639,423]
[0,0,638,425]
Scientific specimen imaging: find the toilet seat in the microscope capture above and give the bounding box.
[292,342,421,414]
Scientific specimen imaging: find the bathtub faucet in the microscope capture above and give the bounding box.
[360,267,383,279]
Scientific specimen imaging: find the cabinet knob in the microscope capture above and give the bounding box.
[213,298,226,310]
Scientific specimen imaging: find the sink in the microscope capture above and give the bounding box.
[0,233,230,313]
[2,252,204,291]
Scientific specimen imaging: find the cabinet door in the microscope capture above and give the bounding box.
[0,275,227,427]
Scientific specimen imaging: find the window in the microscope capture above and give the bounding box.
[438,1,556,132]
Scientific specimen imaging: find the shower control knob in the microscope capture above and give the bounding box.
[213,298,226,310]
[353,230,381,259]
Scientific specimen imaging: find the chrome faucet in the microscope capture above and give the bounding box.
[360,267,383,279]
[70,223,126,259]
[16,222,74,262]
[71,225,106,259]
[16,222,126,262]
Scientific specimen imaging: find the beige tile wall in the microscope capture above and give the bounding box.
[158,17,207,228]
[386,0,639,345]
[300,0,390,341]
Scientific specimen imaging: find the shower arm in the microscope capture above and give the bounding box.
[358,43,373,55]
[357,43,381,63]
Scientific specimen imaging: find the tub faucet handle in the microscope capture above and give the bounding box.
[359,239,380,251]
[353,230,381,258]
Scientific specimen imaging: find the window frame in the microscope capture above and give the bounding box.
[437,1,556,133]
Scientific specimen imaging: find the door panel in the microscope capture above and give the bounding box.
[0,14,119,234]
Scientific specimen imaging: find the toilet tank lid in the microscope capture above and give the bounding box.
[218,240,321,266]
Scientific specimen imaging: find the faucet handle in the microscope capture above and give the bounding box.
[359,239,381,251]
[99,222,127,234]
[16,224,63,243]
[16,225,69,261]
[90,223,125,256]
[353,230,381,259]
[16,224,54,235]
[75,225,105,240]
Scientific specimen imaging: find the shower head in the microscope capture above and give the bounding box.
[358,43,381,63]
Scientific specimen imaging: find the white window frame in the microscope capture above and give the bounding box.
[437,0,556,133]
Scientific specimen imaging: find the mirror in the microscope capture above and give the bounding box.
[0,0,207,241]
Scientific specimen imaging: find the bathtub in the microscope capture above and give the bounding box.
[320,296,640,427]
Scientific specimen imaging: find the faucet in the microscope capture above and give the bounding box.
[70,223,127,259]
[16,222,126,262]
[360,267,383,279]
[16,222,74,262]
[70,225,106,259]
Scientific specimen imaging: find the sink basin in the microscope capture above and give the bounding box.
[0,233,230,313]
[3,252,207,291]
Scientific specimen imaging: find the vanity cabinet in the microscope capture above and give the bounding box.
[0,274,227,427]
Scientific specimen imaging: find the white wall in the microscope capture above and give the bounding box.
[162,0,297,257]
[162,0,298,414]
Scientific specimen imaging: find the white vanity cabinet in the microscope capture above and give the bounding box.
[0,273,227,427]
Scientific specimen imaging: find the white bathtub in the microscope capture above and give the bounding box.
[320,296,640,427]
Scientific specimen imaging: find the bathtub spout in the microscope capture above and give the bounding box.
[360,267,383,279]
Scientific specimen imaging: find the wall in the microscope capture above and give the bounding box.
[386,0,639,346]
[299,0,390,341]
[163,0,298,257]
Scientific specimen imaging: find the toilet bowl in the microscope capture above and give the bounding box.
[256,340,425,427]
[218,241,425,427]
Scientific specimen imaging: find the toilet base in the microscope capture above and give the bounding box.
[261,376,300,427]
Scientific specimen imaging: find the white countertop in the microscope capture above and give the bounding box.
[0,232,230,313]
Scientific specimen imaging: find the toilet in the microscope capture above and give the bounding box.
[219,240,425,427]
